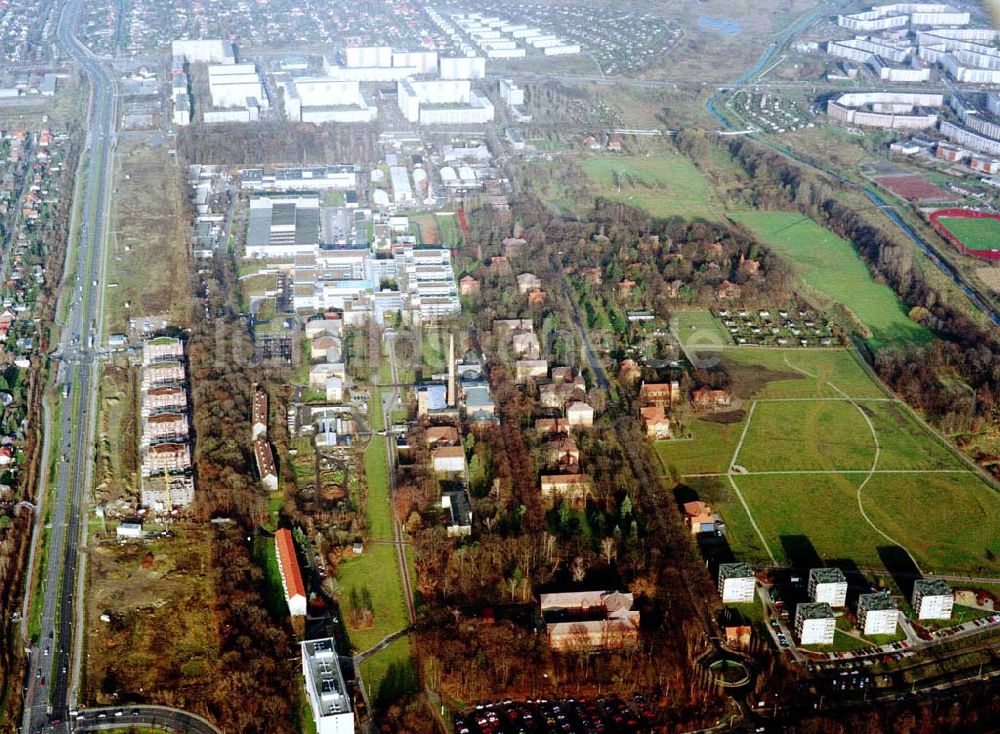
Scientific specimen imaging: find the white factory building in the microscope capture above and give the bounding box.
[808,567,848,608]
[290,244,460,323]
[301,639,354,734]
[858,592,899,636]
[397,79,495,125]
[245,195,321,259]
[208,63,268,109]
[241,166,359,192]
[795,602,837,646]
[718,562,756,603]
[912,579,954,620]
[170,39,235,64]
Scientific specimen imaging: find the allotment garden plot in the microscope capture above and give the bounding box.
[658,347,1000,576]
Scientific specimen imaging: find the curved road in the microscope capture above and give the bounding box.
[72,705,220,734]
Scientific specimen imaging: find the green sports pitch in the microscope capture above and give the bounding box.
[937,216,1000,252]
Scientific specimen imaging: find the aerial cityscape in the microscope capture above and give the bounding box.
[0,1,997,733]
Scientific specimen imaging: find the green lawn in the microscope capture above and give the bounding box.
[674,309,732,348]
[938,216,1000,252]
[656,418,744,476]
[336,545,409,652]
[712,347,889,400]
[863,472,1000,574]
[719,469,1000,576]
[864,402,966,471]
[729,211,933,348]
[364,435,394,541]
[435,213,464,247]
[736,400,877,472]
[359,636,415,707]
[335,404,410,653]
[581,153,720,221]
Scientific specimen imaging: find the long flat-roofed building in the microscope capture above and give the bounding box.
[809,568,848,608]
[912,579,953,620]
[246,195,321,259]
[275,528,307,616]
[301,638,354,734]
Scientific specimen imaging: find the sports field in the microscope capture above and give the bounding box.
[582,153,721,221]
[729,211,933,348]
[659,347,1000,576]
[937,216,1000,252]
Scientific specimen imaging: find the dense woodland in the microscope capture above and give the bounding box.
[178,121,381,167]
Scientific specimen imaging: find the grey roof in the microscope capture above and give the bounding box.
[796,601,835,621]
[859,592,897,612]
[719,562,754,579]
[810,567,847,585]
[913,579,951,597]
[443,488,472,527]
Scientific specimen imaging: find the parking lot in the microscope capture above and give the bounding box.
[454,696,656,734]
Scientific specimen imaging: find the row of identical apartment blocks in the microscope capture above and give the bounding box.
[837,4,970,32]
[139,336,194,511]
[719,564,956,647]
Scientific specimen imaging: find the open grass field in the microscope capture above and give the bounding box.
[657,346,1000,576]
[937,216,1000,252]
[674,309,733,348]
[359,637,414,708]
[656,419,742,476]
[83,526,221,707]
[104,135,191,336]
[712,347,888,400]
[335,401,410,653]
[736,400,877,472]
[728,211,933,348]
[435,212,464,247]
[581,153,721,221]
[94,359,139,506]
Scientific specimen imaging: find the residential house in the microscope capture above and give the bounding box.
[425,425,460,447]
[640,406,671,439]
[432,445,467,474]
[540,473,592,508]
[693,387,732,411]
[458,275,480,296]
[565,401,594,427]
[640,381,679,407]
[516,272,542,294]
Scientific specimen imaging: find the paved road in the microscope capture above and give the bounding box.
[72,705,220,733]
[21,0,117,732]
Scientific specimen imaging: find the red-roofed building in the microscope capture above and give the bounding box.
[274,528,307,617]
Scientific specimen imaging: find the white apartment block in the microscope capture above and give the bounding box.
[912,580,953,620]
[838,4,969,32]
[858,592,899,636]
[718,563,756,603]
[809,568,848,608]
[795,602,836,645]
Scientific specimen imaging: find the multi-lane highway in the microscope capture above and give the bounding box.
[20,0,116,731]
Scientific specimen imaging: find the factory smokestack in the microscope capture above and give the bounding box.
[447,333,456,407]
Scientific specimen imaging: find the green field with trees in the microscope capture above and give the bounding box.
[581,153,721,221]
[729,211,932,348]
[657,346,999,575]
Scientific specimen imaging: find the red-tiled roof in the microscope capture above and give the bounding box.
[275,528,306,602]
